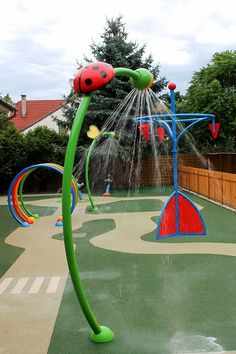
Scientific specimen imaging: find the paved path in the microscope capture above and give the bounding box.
[1,198,68,354]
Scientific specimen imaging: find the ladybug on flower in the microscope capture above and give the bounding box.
[73,61,115,93]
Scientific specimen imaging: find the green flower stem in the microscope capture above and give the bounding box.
[85,137,97,211]
[62,92,101,335]
[85,130,115,212]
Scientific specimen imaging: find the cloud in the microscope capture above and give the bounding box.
[1,0,236,101]
[1,29,72,101]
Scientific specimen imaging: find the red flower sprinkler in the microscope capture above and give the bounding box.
[61,61,153,344]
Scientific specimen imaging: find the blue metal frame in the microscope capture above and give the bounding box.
[8,163,77,227]
[134,86,216,239]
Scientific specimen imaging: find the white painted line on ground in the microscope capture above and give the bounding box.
[0,277,14,294]
[46,276,61,294]
[28,277,45,294]
[11,277,29,294]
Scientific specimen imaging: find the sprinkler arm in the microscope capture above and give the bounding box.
[101,130,116,138]
[115,67,154,90]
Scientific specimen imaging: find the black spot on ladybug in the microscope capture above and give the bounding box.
[92,65,99,70]
[85,78,92,86]
[100,71,107,78]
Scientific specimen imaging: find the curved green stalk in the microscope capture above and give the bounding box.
[85,131,115,212]
[85,138,98,211]
[62,93,101,334]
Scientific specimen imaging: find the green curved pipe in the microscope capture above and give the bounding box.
[62,93,101,331]
[85,138,98,212]
[85,131,115,213]
[115,67,153,89]
[62,67,153,343]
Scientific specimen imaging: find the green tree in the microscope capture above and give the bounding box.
[22,126,69,191]
[0,122,26,192]
[24,126,68,165]
[58,16,167,133]
[183,50,236,152]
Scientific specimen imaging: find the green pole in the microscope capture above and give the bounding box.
[85,138,99,213]
[62,93,114,343]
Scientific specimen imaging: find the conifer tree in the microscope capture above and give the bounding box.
[58,16,167,134]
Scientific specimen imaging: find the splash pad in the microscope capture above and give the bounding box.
[61,62,219,343]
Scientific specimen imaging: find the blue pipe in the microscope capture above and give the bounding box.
[134,113,215,120]
[169,89,179,234]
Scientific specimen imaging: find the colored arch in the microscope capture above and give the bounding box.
[8,163,78,227]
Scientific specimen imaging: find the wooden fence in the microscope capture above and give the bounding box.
[179,166,236,209]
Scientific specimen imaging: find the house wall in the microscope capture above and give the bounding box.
[23,108,65,134]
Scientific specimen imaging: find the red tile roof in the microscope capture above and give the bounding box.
[12,99,66,132]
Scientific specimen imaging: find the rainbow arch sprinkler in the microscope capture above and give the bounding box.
[135,82,220,239]
[8,163,78,227]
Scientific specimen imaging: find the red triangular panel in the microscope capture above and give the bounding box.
[159,194,177,237]
[158,192,205,237]
[178,193,204,233]
[209,123,220,139]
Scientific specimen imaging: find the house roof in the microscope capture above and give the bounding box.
[12,99,65,132]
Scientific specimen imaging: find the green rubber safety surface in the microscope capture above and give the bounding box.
[101,186,174,198]
[86,198,164,214]
[49,193,236,354]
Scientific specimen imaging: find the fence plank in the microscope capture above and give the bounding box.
[179,166,236,209]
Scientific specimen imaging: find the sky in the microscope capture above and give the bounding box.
[0,0,236,103]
